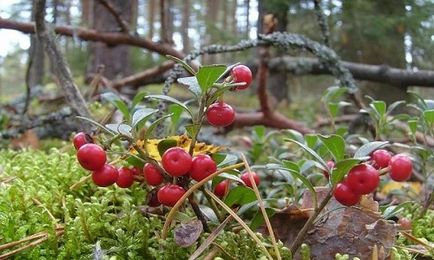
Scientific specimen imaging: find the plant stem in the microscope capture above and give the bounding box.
[161,163,244,239]
[289,188,334,255]
[418,189,434,219]
[241,154,281,260]
[201,187,224,222]
[188,195,210,232]
[188,99,205,155]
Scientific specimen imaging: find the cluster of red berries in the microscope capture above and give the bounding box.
[206,65,252,127]
[331,149,413,206]
[74,133,136,188]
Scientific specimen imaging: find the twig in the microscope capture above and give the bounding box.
[97,0,130,33]
[34,0,92,131]
[188,195,210,233]
[289,188,334,254]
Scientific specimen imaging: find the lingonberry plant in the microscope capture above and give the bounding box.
[68,57,432,259]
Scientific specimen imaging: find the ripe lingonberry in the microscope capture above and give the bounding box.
[231,64,253,90]
[240,171,260,188]
[346,164,379,195]
[77,144,106,171]
[389,154,412,182]
[323,160,335,179]
[371,149,392,169]
[143,163,164,186]
[190,155,217,182]
[157,184,186,207]
[333,183,361,206]
[161,147,192,177]
[116,167,135,188]
[92,164,119,187]
[214,180,230,198]
[398,217,412,230]
[73,132,93,150]
[206,102,235,127]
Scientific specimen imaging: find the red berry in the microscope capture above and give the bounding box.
[333,183,361,206]
[161,147,192,177]
[76,144,106,171]
[371,149,392,169]
[72,132,93,150]
[214,180,230,198]
[190,155,217,182]
[116,167,135,188]
[346,164,379,195]
[389,154,412,182]
[240,171,260,188]
[323,160,335,179]
[143,163,164,186]
[231,64,253,90]
[92,164,119,187]
[398,217,412,230]
[206,102,235,127]
[157,184,186,207]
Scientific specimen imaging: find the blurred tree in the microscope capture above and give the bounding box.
[28,0,45,87]
[84,0,135,80]
[181,0,190,53]
[339,0,407,103]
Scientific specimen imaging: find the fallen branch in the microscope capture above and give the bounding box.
[0,17,184,59]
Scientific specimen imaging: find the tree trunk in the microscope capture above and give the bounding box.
[181,0,190,53]
[148,0,155,39]
[245,0,250,38]
[28,0,45,87]
[257,0,289,103]
[204,0,220,64]
[159,0,174,44]
[340,0,407,103]
[86,0,133,80]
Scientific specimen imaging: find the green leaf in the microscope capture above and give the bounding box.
[211,153,238,167]
[353,141,389,159]
[282,160,300,173]
[144,113,173,140]
[131,91,147,109]
[177,76,201,97]
[224,186,256,207]
[195,65,227,93]
[381,202,413,219]
[76,116,115,135]
[250,208,276,230]
[331,158,361,185]
[327,102,339,118]
[169,104,184,127]
[146,95,193,118]
[185,123,200,139]
[157,139,178,157]
[371,100,387,117]
[285,138,328,170]
[131,108,158,128]
[305,134,319,149]
[284,130,305,143]
[408,119,418,135]
[319,135,346,162]
[322,86,347,102]
[101,92,131,121]
[387,100,405,115]
[253,125,266,141]
[166,55,195,75]
[423,109,434,124]
[219,172,243,183]
[105,123,132,137]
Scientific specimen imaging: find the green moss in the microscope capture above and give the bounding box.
[0,149,289,259]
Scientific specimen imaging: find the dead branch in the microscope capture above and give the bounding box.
[34,0,92,131]
[97,0,130,33]
[0,17,184,59]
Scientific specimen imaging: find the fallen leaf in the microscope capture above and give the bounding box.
[174,219,203,248]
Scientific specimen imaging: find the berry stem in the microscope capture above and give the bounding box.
[188,195,210,233]
[289,188,334,255]
[378,166,390,176]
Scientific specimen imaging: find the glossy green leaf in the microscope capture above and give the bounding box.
[185,123,200,139]
[166,55,196,75]
[146,95,193,118]
[331,158,361,185]
[196,65,227,93]
[101,92,130,121]
[353,141,389,159]
[211,153,238,167]
[105,123,132,137]
[131,108,158,128]
[371,100,387,117]
[224,186,256,207]
[250,208,276,230]
[169,104,184,127]
[319,134,346,162]
[177,76,201,97]
[131,91,147,109]
[423,109,434,124]
[144,113,173,140]
[322,86,347,102]
[408,119,418,135]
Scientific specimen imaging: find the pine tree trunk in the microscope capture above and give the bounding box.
[28,0,45,87]
[86,0,134,80]
[181,0,190,53]
[148,0,155,39]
